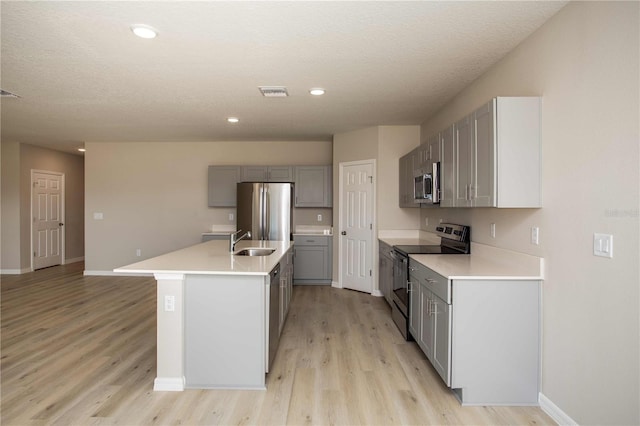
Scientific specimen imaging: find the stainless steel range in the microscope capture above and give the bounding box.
[390,223,470,340]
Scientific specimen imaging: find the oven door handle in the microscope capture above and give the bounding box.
[389,250,400,261]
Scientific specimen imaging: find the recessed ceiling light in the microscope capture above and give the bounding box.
[130,24,158,39]
[309,88,325,96]
[227,117,239,123]
[78,148,86,152]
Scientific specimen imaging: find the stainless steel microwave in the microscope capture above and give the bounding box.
[414,162,440,204]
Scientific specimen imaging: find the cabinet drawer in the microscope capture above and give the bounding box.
[421,267,450,304]
[410,260,450,303]
[294,236,330,246]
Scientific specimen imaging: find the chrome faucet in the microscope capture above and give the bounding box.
[230,230,251,252]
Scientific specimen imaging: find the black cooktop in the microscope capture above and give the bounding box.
[393,245,462,256]
[392,223,471,256]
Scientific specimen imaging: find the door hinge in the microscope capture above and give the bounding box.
[33,251,36,257]
[369,270,372,276]
[370,223,372,230]
[369,176,373,183]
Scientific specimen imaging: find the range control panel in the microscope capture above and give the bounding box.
[435,223,470,243]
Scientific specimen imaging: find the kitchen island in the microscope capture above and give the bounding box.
[115,239,294,391]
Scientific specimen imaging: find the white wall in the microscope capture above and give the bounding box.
[84,140,332,272]
[420,2,639,424]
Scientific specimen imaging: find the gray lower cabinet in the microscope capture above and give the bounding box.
[293,235,332,284]
[279,249,294,333]
[294,166,332,208]
[208,166,241,207]
[378,240,393,305]
[408,259,541,405]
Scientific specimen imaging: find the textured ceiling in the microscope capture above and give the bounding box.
[1,1,567,154]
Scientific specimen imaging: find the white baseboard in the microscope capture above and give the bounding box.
[0,267,32,275]
[154,376,185,391]
[539,392,577,425]
[83,270,154,277]
[64,256,84,264]
[371,289,383,297]
[331,280,342,288]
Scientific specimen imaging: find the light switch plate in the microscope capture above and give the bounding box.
[531,227,539,245]
[593,233,613,258]
[93,212,103,220]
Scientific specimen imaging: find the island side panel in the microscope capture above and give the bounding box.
[184,274,267,389]
[154,273,186,391]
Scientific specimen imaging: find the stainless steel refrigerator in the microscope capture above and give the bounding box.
[236,182,293,241]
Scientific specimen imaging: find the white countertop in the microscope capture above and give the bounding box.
[114,240,293,276]
[293,225,333,236]
[410,243,544,280]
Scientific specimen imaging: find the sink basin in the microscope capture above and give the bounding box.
[234,248,276,256]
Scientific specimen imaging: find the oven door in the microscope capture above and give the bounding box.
[390,250,408,314]
[390,249,411,340]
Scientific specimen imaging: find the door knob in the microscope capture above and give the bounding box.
[341,231,347,235]
[58,223,64,226]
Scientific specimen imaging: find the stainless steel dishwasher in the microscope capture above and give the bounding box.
[267,263,281,372]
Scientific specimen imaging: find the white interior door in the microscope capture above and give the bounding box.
[32,171,64,270]
[340,161,374,293]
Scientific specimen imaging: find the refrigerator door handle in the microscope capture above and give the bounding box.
[260,185,265,240]
[264,186,270,240]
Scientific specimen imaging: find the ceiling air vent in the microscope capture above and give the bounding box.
[0,89,20,98]
[258,86,289,97]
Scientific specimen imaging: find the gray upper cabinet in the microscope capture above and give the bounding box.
[241,166,294,182]
[439,126,455,207]
[294,166,332,208]
[399,151,418,208]
[454,97,541,208]
[208,166,241,207]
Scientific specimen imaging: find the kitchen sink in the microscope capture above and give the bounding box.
[234,248,276,256]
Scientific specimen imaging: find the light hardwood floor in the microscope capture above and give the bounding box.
[1,262,555,425]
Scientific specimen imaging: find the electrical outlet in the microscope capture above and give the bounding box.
[530,227,539,245]
[317,214,322,222]
[490,223,496,239]
[228,213,234,221]
[136,248,141,257]
[93,212,103,220]
[164,295,175,312]
[594,233,613,258]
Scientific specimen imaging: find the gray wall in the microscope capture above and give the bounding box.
[419,2,639,424]
[84,140,332,272]
[1,142,85,272]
